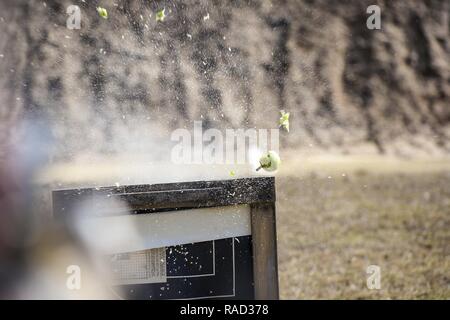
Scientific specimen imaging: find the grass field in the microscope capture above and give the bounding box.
[276,171,450,299]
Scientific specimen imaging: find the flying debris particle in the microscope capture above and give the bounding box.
[156,8,166,22]
[256,151,281,172]
[97,7,108,19]
[115,182,120,187]
[186,33,192,40]
[229,170,236,177]
[279,110,290,132]
[0,54,4,58]
[203,13,210,20]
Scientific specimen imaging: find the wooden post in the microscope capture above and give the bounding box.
[251,203,279,299]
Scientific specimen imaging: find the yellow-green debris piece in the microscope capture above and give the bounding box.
[156,8,166,22]
[279,110,290,132]
[256,150,281,172]
[97,7,108,19]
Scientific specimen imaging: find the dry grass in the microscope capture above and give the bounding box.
[276,171,450,299]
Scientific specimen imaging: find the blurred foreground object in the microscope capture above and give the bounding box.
[0,119,113,299]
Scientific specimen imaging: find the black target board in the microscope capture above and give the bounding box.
[52,177,279,300]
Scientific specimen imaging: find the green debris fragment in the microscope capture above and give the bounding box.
[97,7,108,19]
[256,151,281,172]
[156,8,166,22]
[279,110,290,132]
[229,170,236,177]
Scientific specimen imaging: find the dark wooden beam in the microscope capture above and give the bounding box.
[250,203,279,299]
[53,177,275,218]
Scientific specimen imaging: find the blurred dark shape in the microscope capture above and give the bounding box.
[0,117,51,297]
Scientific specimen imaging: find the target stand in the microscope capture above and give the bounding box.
[53,177,278,300]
